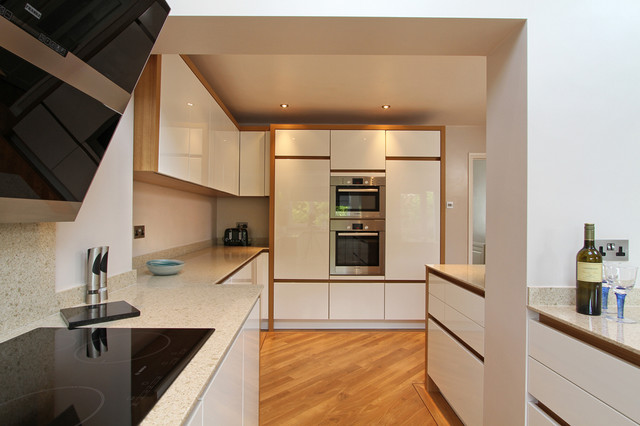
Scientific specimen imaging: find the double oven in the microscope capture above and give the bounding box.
[329,175,385,276]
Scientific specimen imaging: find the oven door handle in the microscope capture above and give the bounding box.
[336,232,379,237]
[337,188,379,193]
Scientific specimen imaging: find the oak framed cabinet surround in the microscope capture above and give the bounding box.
[133,54,269,197]
[426,265,485,426]
[269,125,445,330]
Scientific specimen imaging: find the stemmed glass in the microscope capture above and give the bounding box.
[602,262,618,313]
[607,264,638,323]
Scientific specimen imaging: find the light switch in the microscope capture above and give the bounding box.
[446,201,454,209]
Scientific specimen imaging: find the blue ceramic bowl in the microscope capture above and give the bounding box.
[146,259,184,276]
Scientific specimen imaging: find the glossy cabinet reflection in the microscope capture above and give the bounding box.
[385,160,440,280]
[134,55,240,196]
[274,158,330,280]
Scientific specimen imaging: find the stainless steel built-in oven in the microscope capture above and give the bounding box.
[330,220,385,276]
[330,175,385,219]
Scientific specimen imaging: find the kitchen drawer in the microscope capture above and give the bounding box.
[274,283,329,320]
[428,274,447,300]
[529,319,640,423]
[528,358,634,425]
[329,282,384,320]
[429,294,484,356]
[385,283,425,320]
[527,402,559,426]
[428,319,483,426]
[445,283,484,327]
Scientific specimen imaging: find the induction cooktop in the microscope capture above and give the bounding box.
[0,327,214,425]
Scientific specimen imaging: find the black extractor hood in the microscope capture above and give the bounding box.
[0,0,170,223]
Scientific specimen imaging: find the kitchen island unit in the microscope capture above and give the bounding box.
[426,264,485,426]
[0,246,267,426]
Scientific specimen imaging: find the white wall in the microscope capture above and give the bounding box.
[132,181,216,257]
[55,101,134,292]
[445,125,486,264]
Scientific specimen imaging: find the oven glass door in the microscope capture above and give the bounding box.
[331,229,385,275]
[332,186,384,218]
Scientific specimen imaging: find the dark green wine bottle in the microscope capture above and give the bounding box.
[576,223,602,315]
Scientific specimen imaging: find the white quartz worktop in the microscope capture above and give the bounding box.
[427,264,485,295]
[0,245,266,425]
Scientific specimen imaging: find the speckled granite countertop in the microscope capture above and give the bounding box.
[0,246,267,425]
[426,264,485,295]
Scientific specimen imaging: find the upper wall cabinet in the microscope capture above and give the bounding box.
[330,130,386,170]
[134,54,240,196]
[386,130,441,157]
[275,130,330,157]
[240,131,268,196]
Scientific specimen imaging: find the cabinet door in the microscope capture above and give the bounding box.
[385,160,440,280]
[202,331,243,425]
[243,301,260,425]
[275,129,330,156]
[274,283,329,320]
[159,55,209,185]
[240,131,267,196]
[386,130,440,157]
[274,159,329,279]
[385,283,426,320]
[209,103,239,195]
[329,282,384,320]
[256,253,269,328]
[330,130,385,170]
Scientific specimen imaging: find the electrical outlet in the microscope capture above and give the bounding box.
[134,225,145,239]
[236,222,248,229]
[596,239,628,261]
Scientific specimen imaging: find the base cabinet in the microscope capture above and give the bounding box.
[274,283,329,320]
[329,282,384,320]
[188,299,259,426]
[385,283,425,320]
[428,319,483,426]
[527,319,640,425]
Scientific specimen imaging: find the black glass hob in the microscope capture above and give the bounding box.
[0,327,214,425]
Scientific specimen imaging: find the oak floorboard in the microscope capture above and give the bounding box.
[259,330,439,425]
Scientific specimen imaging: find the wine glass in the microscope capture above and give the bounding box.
[607,264,638,323]
[602,262,619,313]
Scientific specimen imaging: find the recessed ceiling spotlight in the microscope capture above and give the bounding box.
[187,102,194,107]
[381,105,391,109]
[280,104,289,108]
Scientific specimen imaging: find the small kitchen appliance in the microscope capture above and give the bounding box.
[224,226,249,246]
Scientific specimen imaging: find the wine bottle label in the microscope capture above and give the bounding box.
[577,262,602,282]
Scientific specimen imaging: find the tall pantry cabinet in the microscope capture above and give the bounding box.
[273,130,331,321]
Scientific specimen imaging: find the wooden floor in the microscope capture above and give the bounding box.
[259,330,448,425]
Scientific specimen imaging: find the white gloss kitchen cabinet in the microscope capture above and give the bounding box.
[134,54,240,196]
[330,130,386,170]
[187,299,260,426]
[240,131,269,196]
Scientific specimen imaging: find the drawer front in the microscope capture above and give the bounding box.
[428,293,446,322]
[329,282,384,320]
[528,358,635,426]
[529,319,640,423]
[442,304,484,356]
[444,283,484,327]
[274,283,329,320]
[527,402,559,426]
[427,274,447,300]
[428,319,483,426]
[385,283,426,320]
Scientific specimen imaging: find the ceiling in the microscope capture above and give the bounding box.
[152,17,524,126]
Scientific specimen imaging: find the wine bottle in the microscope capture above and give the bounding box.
[576,223,602,315]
